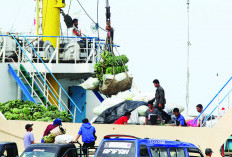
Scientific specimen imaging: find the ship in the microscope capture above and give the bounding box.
[1,0,232,156]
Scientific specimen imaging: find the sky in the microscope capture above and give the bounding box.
[1,0,232,115]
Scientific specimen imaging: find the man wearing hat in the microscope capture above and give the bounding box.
[41,118,62,142]
[23,124,34,149]
[43,118,62,137]
[205,148,213,156]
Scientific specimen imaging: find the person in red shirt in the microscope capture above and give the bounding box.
[114,112,131,124]
[41,118,62,143]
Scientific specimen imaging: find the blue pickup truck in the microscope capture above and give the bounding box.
[94,135,204,157]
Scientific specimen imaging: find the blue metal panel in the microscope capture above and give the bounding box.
[22,85,31,102]
[93,90,104,102]
[8,64,36,103]
[69,86,86,123]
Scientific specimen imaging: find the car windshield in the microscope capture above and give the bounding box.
[96,141,136,157]
[20,147,57,157]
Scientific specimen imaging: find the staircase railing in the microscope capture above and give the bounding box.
[8,57,76,119]
[9,35,83,122]
[22,35,82,111]
[194,76,232,127]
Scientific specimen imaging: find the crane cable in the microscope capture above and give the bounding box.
[76,0,107,32]
[186,0,191,115]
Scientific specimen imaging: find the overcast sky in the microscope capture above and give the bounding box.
[1,0,232,115]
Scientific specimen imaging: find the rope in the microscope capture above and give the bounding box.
[76,0,107,32]
[112,42,128,73]
[186,0,191,115]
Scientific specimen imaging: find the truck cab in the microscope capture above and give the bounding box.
[20,143,77,157]
[94,135,204,157]
[0,142,18,157]
[20,142,98,157]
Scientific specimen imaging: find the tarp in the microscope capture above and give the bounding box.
[94,100,147,124]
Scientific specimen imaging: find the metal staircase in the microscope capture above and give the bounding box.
[7,35,84,122]
[20,64,48,105]
[8,64,36,104]
[194,75,232,127]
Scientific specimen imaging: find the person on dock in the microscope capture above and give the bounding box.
[205,148,213,156]
[114,112,131,125]
[150,79,166,110]
[173,108,187,126]
[73,118,96,155]
[23,124,34,149]
[41,118,62,143]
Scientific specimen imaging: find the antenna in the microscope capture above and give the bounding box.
[186,0,191,115]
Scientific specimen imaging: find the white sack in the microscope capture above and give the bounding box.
[55,135,74,144]
[132,92,154,102]
[128,108,139,124]
[79,77,99,90]
[139,116,146,125]
[137,105,149,116]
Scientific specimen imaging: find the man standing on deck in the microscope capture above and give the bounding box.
[196,104,205,127]
[150,79,166,110]
[72,19,82,38]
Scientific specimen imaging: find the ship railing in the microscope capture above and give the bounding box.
[194,76,232,127]
[6,35,83,122]
[0,35,104,64]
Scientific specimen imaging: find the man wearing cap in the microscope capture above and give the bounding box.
[23,124,34,149]
[41,118,62,142]
[205,148,213,156]
[73,118,96,155]
[43,118,62,136]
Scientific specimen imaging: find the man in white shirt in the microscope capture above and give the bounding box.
[23,124,34,149]
[196,104,205,127]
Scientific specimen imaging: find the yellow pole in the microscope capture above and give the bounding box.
[42,0,65,106]
[42,0,65,47]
